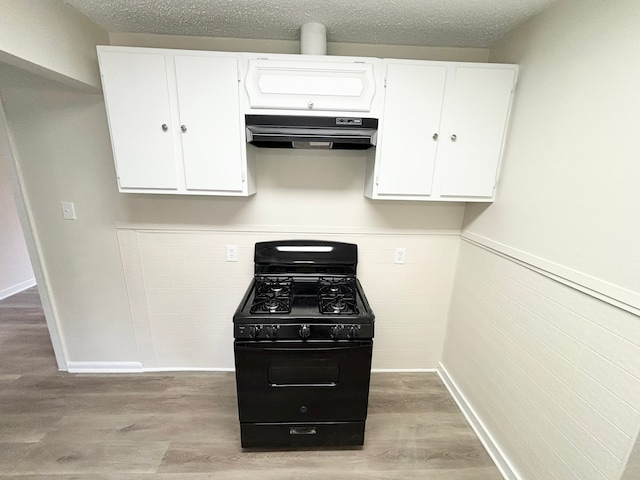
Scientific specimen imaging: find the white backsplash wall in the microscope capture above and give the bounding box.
[118,229,460,370]
[116,148,466,232]
[442,240,640,480]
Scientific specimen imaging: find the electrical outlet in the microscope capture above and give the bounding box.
[394,247,406,264]
[226,245,238,262]
[61,201,77,220]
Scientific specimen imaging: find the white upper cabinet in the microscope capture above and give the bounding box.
[98,46,254,196]
[98,51,177,190]
[99,46,516,201]
[174,55,245,192]
[365,60,517,202]
[243,56,382,116]
[374,63,447,196]
[438,67,517,198]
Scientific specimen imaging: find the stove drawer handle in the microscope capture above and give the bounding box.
[290,426,317,435]
[270,382,337,388]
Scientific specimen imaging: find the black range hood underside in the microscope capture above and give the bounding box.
[245,114,378,150]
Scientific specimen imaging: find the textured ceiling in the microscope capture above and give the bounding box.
[64,0,559,48]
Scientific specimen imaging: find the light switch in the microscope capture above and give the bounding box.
[61,201,77,220]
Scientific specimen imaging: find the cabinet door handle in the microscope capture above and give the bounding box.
[451,134,458,142]
[161,124,168,131]
[432,133,439,141]
[181,125,187,132]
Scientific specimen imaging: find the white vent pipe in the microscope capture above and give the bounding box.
[300,22,327,55]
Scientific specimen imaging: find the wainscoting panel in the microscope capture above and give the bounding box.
[442,240,640,480]
[118,229,460,370]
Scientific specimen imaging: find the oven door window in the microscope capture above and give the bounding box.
[268,357,339,387]
[234,341,373,423]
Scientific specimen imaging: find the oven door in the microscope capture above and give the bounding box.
[234,340,373,423]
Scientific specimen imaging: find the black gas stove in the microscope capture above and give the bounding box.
[233,240,375,448]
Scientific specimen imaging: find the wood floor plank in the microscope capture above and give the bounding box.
[157,439,498,475]
[0,469,501,480]
[0,440,170,475]
[41,413,239,444]
[0,287,503,479]
[0,415,63,443]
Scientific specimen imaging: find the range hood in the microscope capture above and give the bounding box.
[245,114,378,150]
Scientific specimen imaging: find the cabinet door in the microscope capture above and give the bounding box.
[376,63,447,196]
[439,67,516,197]
[99,51,177,190]
[245,59,377,112]
[174,56,244,192]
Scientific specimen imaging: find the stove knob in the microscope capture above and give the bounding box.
[299,324,311,339]
[265,325,279,339]
[347,325,361,338]
[248,325,261,338]
[330,325,344,339]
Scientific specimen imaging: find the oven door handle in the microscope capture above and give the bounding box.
[270,382,337,388]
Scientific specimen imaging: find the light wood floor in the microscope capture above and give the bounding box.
[0,287,502,479]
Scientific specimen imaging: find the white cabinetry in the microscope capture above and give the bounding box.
[98,51,176,190]
[98,47,254,196]
[243,55,382,116]
[365,60,517,202]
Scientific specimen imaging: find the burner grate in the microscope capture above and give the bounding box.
[318,277,359,315]
[250,277,293,314]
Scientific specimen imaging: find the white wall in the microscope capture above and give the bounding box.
[108,34,477,371]
[109,32,491,62]
[1,0,488,369]
[442,1,640,479]
[0,63,137,363]
[119,230,460,371]
[463,0,640,310]
[444,241,640,480]
[0,135,34,299]
[0,0,108,89]
[622,438,640,480]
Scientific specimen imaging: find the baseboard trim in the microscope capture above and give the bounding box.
[0,278,36,300]
[66,366,434,374]
[437,363,520,480]
[65,363,237,373]
[64,365,440,374]
[372,368,437,373]
[66,362,144,373]
[143,367,235,372]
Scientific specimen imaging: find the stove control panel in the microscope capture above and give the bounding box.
[234,323,373,340]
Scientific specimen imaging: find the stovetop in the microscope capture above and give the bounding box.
[233,240,375,340]
[235,275,373,322]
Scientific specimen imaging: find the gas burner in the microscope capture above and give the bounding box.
[318,277,359,315]
[332,300,347,313]
[318,277,356,296]
[250,277,293,314]
[251,295,290,314]
[320,296,359,315]
[255,277,293,297]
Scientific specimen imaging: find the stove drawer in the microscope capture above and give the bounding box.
[234,340,373,424]
[240,421,365,448]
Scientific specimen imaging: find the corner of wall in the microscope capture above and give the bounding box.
[0,0,109,90]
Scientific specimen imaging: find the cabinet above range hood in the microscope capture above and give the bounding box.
[243,23,381,150]
[245,114,378,150]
